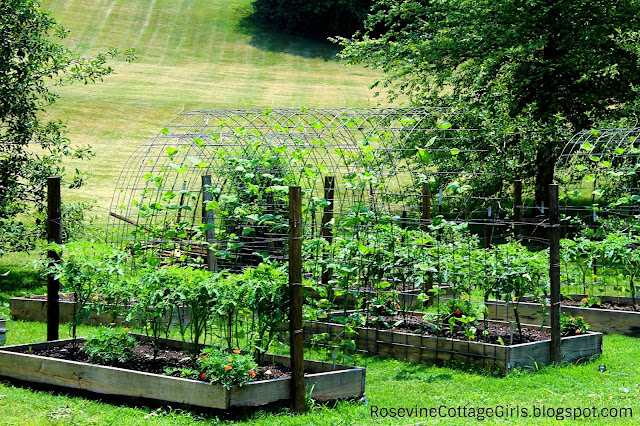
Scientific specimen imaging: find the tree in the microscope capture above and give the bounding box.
[336,1,640,205]
[253,0,372,38]
[0,0,134,254]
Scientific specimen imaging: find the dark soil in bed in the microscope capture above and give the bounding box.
[561,299,640,311]
[355,313,556,344]
[26,341,292,382]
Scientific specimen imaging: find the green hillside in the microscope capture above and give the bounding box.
[43,0,385,214]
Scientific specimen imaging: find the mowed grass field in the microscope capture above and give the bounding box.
[43,0,386,215]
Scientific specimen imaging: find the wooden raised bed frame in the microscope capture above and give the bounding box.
[0,335,365,410]
[484,295,640,337]
[305,313,602,375]
[10,296,126,326]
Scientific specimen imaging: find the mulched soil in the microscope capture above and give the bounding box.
[561,299,640,311]
[362,313,554,344]
[27,341,292,381]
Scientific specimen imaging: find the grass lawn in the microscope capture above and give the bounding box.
[0,320,638,424]
[42,0,388,217]
[3,1,638,424]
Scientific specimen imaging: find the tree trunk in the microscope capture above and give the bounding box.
[534,147,556,212]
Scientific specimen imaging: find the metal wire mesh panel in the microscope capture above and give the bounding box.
[108,107,478,267]
[554,127,640,303]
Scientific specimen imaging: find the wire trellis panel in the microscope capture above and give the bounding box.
[108,107,489,270]
[555,127,640,300]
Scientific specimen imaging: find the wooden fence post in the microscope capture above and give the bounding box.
[549,184,562,364]
[47,176,62,341]
[201,175,217,272]
[289,186,306,413]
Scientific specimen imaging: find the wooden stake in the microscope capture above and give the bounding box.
[485,205,493,249]
[289,186,306,413]
[47,176,62,341]
[320,177,335,287]
[421,182,431,232]
[201,175,216,272]
[513,180,523,240]
[549,184,562,364]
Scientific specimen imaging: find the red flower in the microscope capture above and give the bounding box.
[454,309,461,315]
[249,371,256,378]
[200,372,206,380]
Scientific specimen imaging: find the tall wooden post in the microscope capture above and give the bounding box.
[485,205,493,249]
[47,177,62,341]
[549,184,562,364]
[421,182,431,232]
[202,175,217,272]
[288,186,306,413]
[513,180,523,240]
[320,176,335,287]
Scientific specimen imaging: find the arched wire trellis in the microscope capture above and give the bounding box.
[106,108,573,372]
[555,127,640,302]
[108,107,491,269]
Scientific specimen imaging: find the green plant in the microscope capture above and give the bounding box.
[579,294,604,308]
[560,314,590,336]
[197,347,258,390]
[600,232,640,309]
[38,240,131,346]
[83,327,138,365]
[365,291,400,317]
[240,263,289,364]
[127,266,219,359]
[492,241,549,341]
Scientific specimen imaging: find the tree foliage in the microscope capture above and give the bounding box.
[253,0,372,38]
[336,0,640,203]
[0,0,134,254]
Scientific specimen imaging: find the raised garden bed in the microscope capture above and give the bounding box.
[0,334,365,410]
[9,295,188,327]
[304,312,602,374]
[10,295,127,326]
[484,295,640,337]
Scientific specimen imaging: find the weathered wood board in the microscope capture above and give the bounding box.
[304,314,602,374]
[10,297,193,328]
[485,298,640,337]
[10,297,125,326]
[0,336,365,409]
